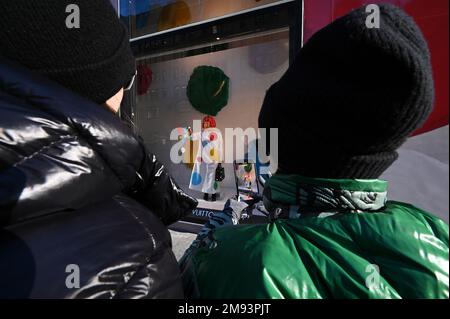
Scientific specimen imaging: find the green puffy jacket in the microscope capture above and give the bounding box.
[181,175,449,299]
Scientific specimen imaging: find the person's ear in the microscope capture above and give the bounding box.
[104,88,124,114]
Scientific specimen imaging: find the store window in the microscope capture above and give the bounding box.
[134,30,289,186]
[126,1,302,197]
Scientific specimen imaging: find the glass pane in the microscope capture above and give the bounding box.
[121,0,288,38]
[134,29,289,196]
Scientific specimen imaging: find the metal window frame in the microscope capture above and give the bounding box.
[126,0,298,42]
[129,0,303,61]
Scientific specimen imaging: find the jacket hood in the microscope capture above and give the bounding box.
[0,57,145,226]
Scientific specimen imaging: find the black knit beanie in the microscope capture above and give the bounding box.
[0,0,135,104]
[259,4,434,179]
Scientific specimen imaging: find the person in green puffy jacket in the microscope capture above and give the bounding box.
[179,4,449,299]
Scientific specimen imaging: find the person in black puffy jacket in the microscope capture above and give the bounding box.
[0,0,198,299]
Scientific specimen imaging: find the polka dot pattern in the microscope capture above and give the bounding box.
[191,172,202,186]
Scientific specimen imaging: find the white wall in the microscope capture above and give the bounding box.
[381,126,449,223]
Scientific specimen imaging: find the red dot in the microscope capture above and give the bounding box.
[210,133,217,141]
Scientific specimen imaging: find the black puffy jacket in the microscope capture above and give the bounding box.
[0,58,198,299]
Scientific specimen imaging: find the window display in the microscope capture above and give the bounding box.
[128,1,302,225]
[133,30,289,199]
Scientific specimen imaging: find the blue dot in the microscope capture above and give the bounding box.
[191,172,202,186]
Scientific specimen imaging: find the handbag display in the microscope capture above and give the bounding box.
[215,163,225,182]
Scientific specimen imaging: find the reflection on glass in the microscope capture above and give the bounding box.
[121,0,286,38]
[235,163,259,195]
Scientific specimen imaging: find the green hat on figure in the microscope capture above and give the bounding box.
[187,66,230,116]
